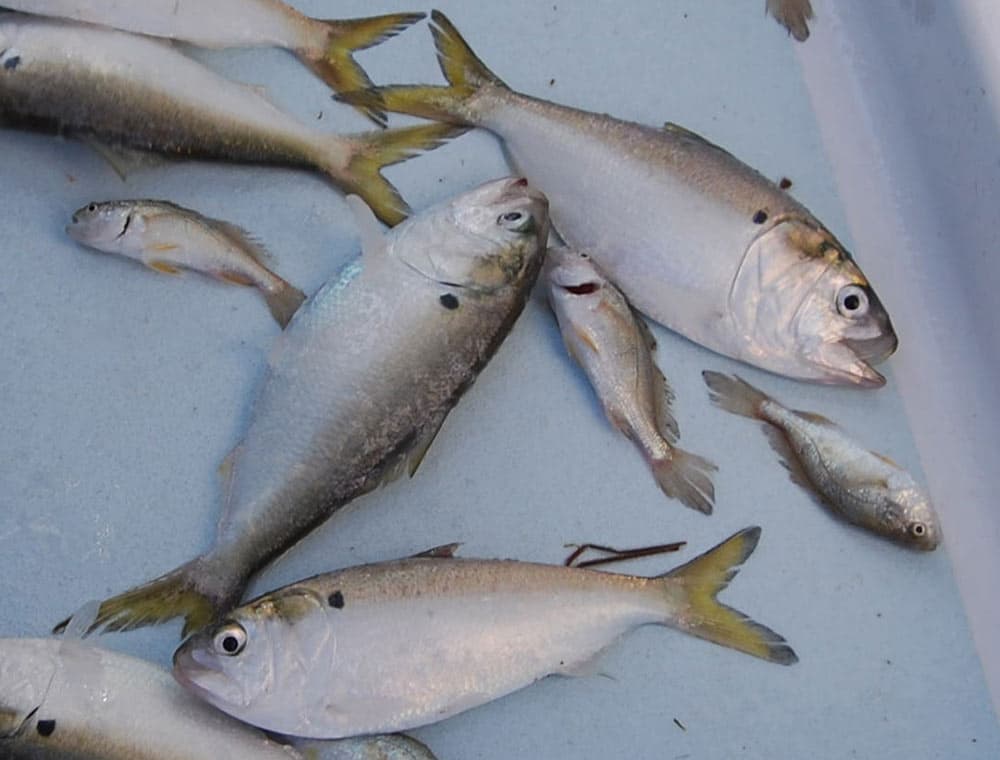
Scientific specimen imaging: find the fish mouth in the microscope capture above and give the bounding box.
[841,330,898,368]
[172,645,242,708]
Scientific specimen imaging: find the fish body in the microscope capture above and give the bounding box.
[0,638,433,760]
[0,0,425,122]
[0,14,460,225]
[174,528,796,738]
[68,200,306,328]
[703,372,941,550]
[545,247,716,513]
[339,12,897,385]
[62,178,550,636]
[766,0,815,41]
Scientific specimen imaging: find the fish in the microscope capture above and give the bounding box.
[173,527,796,738]
[766,0,815,41]
[0,0,423,123]
[337,11,897,386]
[702,371,941,550]
[0,13,463,226]
[545,247,717,513]
[68,200,307,328]
[55,177,550,637]
[0,637,438,760]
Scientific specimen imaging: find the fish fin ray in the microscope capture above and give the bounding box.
[410,543,462,559]
[760,424,821,499]
[659,527,797,664]
[406,416,447,478]
[304,13,426,125]
[792,410,837,427]
[52,560,218,639]
[206,220,273,264]
[339,122,468,226]
[148,260,182,275]
[264,284,307,329]
[702,371,771,420]
[649,447,717,514]
[334,10,506,125]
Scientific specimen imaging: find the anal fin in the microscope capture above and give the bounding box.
[760,424,824,505]
[148,260,182,275]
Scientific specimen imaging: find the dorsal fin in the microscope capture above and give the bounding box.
[410,543,462,559]
[662,122,738,160]
[207,219,272,264]
[793,410,837,427]
[346,195,387,257]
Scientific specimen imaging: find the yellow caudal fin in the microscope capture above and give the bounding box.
[52,560,221,639]
[341,122,469,226]
[303,13,426,125]
[335,10,506,126]
[658,527,798,664]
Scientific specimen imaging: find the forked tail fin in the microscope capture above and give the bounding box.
[302,12,426,125]
[335,10,506,125]
[53,559,225,639]
[658,527,798,664]
[702,370,772,420]
[649,447,718,515]
[337,122,469,226]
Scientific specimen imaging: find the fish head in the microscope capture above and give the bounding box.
[544,247,611,309]
[396,177,550,292]
[877,483,942,551]
[730,217,897,387]
[66,201,138,252]
[0,639,58,740]
[173,589,330,730]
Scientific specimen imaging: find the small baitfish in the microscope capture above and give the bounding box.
[0,13,462,226]
[0,0,422,123]
[68,200,306,328]
[173,528,796,738]
[0,637,437,760]
[338,12,897,386]
[56,177,550,637]
[766,0,815,41]
[545,247,716,513]
[703,371,941,550]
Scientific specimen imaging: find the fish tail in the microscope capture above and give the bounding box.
[341,122,469,226]
[52,559,224,639]
[766,0,814,42]
[304,12,426,125]
[649,447,718,515]
[334,10,506,125]
[264,282,307,329]
[657,527,798,664]
[702,370,771,420]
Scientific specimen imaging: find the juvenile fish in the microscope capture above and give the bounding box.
[1,1,423,124]
[173,528,796,738]
[68,200,306,328]
[703,371,941,550]
[0,14,462,225]
[0,637,437,760]
[545,247,716,513]
[766,0,815,41]
[56,178,550,637]
[338,12,896,385]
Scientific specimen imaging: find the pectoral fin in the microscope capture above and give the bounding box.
[147,261,181,275]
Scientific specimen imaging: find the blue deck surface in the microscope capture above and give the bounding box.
[1,1,997,758]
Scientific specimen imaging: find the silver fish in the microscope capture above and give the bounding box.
[0,637,436,760]
[1,1,423,124]
[0,13,461,225]
[703,371,941,550]
[68,200,306,328]
[545,247,716,513]
[173,528,796,738]
[56,178,549,637]
[766,0,815,41]
[338,11,897,386]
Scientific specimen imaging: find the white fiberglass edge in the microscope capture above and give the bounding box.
[796,0,1000,719]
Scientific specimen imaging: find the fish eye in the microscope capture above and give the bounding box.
[213,623,247,656]
[908,522,928,539]
[836,285,869,318]
[87,204,97,213]
[497,210,534,233]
